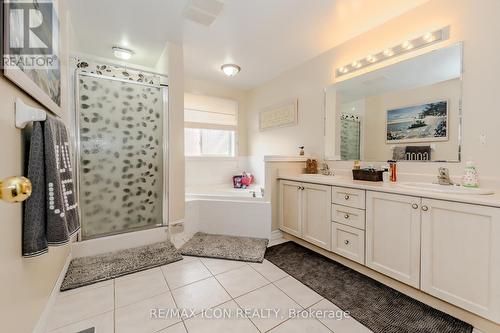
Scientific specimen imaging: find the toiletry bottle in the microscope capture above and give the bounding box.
[462,161,479,188]
[299,146,305,156]
[388,160,397,182]
[353,160,361,170]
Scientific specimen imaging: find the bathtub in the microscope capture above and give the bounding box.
[184,184,272,240]
[186,184,264,200]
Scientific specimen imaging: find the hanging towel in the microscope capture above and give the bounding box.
[23,122,48,257]
[22,117,80,257]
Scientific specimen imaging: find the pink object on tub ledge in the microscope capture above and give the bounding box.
[233,172,254,188]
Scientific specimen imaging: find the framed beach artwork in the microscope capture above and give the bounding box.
[2,0,62,115]
[386,100,448,144]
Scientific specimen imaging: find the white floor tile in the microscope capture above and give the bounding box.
[114,267,163,282]
[269,317,331,333]
[58,279,113,299]
[249,259,288,282]
[184,300,259,333]
[201,257,247,275]
[48,284,114,330]
[215,265,269,298]
[310,299,372,333]
[115,292,181,333]
[48,311,113,333]
[115,268,169,307]
[171,277,231,315]
[235,283,302,332]
[162,259,212,289]
[274,276,323,308]
[157,322,188,333]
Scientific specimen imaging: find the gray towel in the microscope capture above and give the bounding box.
[23,117,80,257]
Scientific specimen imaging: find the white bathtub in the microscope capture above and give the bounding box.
[186,184,264,200]
[184,184,272,240]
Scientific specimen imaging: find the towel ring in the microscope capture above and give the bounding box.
[0,176,32,203]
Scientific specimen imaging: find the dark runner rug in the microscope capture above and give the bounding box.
[61,240,182,291]
[265,241,473,333]
[180,232,269,263]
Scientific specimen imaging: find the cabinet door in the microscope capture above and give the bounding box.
[366,191,421,288]
[279,180,302,237]
[302,183,332,250]
[421,199,500,322]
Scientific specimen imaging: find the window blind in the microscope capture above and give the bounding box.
[184,93,238,128]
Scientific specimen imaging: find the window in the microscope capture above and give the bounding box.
[184,93,238,158]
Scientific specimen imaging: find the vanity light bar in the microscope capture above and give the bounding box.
[336,27,449,77]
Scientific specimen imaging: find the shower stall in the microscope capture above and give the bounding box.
[75,71,168,239]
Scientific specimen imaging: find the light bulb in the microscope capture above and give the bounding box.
[423,32,435,42]
[402,41,413,50]
[352,61,361,69]
[383,48,394,57]
[366,55,377,63]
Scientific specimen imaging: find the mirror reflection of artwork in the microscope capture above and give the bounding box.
[386,100,448,143]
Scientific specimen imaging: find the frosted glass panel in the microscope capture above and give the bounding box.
[340,119,361,160]
[78,75,164,238]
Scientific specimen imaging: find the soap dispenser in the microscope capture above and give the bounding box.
[462,161,479,188]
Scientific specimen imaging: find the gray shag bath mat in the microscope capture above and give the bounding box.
[61,241,182,291]
[265,241,473,333]
[180,232,269,263]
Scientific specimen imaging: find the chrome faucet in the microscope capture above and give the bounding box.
[437,167,453,185]
[320,162,334,176]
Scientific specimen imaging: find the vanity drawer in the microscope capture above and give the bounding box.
[331,222,365,265]
[332,204,365,230]
[332,186,366,209]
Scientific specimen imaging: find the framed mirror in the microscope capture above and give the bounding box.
[325,42,462,162]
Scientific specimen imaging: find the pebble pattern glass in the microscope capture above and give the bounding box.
[78,75,163,238]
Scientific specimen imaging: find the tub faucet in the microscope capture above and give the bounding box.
[437,167,453,185]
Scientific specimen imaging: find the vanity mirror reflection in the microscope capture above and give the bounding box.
[325,43,462,162]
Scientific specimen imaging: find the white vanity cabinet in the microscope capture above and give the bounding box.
[279,180,332,250]
[420,199,500,323]
[366,191,421,288]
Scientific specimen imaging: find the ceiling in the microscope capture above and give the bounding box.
[67,0,430,90]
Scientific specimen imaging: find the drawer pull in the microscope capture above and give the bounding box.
[344,213,350,219]
[412,203,419,209]
[344,194,350,200]
[422,205,429,211]
[344,240,350,245]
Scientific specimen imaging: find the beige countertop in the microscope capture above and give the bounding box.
[278,173,500,208]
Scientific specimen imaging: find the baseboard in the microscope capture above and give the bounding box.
[32,252,72,333]
[270,229,283,240]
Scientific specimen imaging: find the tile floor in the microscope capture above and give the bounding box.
[46,251,374,333]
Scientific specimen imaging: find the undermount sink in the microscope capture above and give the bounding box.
[398,182,495,195]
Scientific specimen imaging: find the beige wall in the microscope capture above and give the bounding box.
[0,1,71,332]
[246,0,500,182]
[363,78,461,161]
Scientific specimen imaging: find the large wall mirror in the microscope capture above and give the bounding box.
[325,43,462,162]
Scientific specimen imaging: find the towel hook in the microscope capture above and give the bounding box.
[0,176,32,203]
[15,97,47,129]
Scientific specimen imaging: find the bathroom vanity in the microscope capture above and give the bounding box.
[278,175,500,324]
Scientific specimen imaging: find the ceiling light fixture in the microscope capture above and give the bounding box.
[335,27,449,78]
[112,47,134,60]
[221,64,241,77]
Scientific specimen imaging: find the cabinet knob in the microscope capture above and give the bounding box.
[412,203,419,209]
[422,205,429,211]
[344,194,350,200]
[297,186,301,190]
[344,213,350,219]
[344,240,350,245]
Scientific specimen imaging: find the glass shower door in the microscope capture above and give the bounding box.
[77,73,166,239]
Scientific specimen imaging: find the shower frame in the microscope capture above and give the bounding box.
[73,69,169,240]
